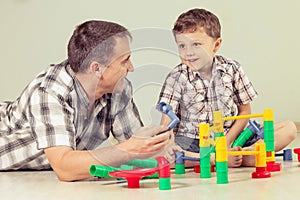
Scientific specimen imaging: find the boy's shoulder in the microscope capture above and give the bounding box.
[215,55,241,68]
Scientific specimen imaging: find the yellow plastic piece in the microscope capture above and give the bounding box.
[266,151,275,162]
[215,136,228,162]
[227,151,258,156]
[199,124,210,147]
[255,142,267,167]
[213,111,224,133]
[224,113,264,121]
[263,109,274,121]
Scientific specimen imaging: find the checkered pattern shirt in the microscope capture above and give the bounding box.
[158,55,258,139]
[0,60,143,170]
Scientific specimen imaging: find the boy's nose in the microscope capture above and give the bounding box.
[186,46,195,57]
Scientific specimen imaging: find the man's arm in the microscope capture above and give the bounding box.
[44,125,170,182]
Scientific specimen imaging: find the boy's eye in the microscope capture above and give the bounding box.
[193,42,201,47]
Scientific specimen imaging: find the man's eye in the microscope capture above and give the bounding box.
[178,44,185,49]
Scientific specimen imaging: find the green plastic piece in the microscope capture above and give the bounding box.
[214,132,224,138]
[89,165,134,178]
[90,165,115,178]
[264,121,274,152]
[216,161,228,184]
[232,127,253,147]
[175,163,185,174]
[119,165,135,170]
[200,147,211,178]
[159,177,171,190]
[125,158,158,168]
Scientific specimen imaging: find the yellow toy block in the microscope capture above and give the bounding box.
[213,111,224,133]
[215,136,228,162]
[263,109,274,121]
[255,142,267,167]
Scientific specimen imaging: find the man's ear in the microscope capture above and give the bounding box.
[213,37,222,53]
[90,61,104,78]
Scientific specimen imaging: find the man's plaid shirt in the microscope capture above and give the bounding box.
[0,60,143,170]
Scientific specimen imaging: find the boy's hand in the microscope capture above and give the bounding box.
[228,146,243,168]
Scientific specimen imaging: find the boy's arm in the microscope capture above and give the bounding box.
[225,103,251,147]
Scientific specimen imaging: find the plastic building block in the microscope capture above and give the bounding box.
[275,149,293,161]
[174,151,202,174]
[266,161,281,172]
[193,165,215,173]
[216,161,228,184]
[175,151,185,174]
[156,156,171,190]
[252,167,271,178]
[109,168,157,188]
[252,142,271,178]
[249,120,264,139]
[232,126,253,148]
[102,156,171,190]
[232,120,263,148]
[264,121,275,152]
[125,158,158,168]
[90,165,133,178]
[156,102,179,133]
[293,148,300,162]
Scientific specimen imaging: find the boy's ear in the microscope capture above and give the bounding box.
[213,37,222,53]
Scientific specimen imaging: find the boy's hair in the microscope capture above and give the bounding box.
[68,20,131,73]
[173,8,221,39]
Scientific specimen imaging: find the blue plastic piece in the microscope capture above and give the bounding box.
[156,102,180,134]
[175,151,200,164]
[175,151,184,164]
[275,149,293,161]
[249,120,264,139]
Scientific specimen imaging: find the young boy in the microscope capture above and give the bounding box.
[158,8,297,167]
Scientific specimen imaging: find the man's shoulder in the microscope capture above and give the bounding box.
[39,60,74,97]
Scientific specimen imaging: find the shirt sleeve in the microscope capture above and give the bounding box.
[110,79,143,142]
[29,88,76,149]
[231,62,258,105]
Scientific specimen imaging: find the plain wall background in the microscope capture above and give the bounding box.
[0,0,299,125]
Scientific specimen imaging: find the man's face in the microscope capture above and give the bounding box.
[97,37,133,94]
[175,28,220,72]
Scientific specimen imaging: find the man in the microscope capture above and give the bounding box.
[0,20,173,181]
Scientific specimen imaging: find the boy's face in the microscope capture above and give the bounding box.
[175,28,221,72]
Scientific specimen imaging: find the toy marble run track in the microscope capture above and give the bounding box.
[175,109,282,184]
[90,157,171,190]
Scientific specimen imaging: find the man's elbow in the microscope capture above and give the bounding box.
[54,169,77,182]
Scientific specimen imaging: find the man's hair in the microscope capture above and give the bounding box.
[68,20,131,73]
[173,8,221,39]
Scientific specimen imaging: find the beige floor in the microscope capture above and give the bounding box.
[1,134,300,200]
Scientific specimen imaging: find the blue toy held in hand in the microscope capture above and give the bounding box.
[156,102,179,134]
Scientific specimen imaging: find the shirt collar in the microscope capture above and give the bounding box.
[186,56,226,82]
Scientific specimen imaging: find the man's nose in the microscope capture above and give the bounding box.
[127,61,134,72]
